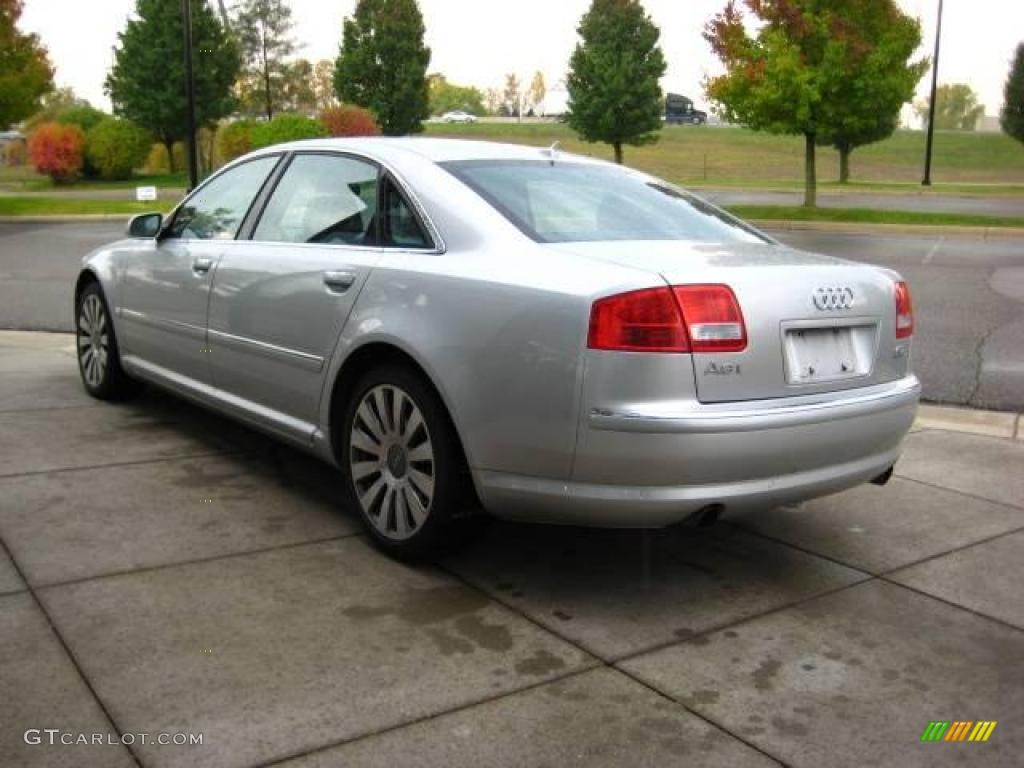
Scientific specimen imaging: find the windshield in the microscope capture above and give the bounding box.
[441,159,768,245]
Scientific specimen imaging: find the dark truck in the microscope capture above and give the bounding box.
[665,93,707,125]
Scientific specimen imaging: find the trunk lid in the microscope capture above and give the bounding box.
[548,240,906,403]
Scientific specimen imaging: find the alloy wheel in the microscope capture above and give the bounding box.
[77,293,109,389]
[349,384,435,540]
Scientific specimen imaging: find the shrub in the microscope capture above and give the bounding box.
[3,140,28,167]
[216,119,256,163]
[27,122,85,183]
[85,118,152,180]
[320,105,381,137]
[144,143,170,174]
[250,114,327,149]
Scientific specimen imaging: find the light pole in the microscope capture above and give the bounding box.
[182,0,199,191]
[922,0,944,186]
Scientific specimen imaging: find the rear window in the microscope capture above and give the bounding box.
[441,159,767,245]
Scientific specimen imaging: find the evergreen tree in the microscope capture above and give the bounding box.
[334,0,431,136]
[106,0,239,172]
[566,0,666,164]
[1001,43,1024,145]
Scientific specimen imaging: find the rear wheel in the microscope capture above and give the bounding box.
[76,282,139,400]
[340,364,482,559]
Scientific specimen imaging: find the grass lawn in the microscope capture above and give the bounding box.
[731,205,1024,229]
[424,123,1024,190]
[0,197,173,216]
[0,168,187,193]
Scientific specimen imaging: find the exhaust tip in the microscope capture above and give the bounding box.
[695,504,724,527]
[870,466,895,486]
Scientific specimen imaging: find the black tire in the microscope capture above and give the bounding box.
[75,281,140,401]
[339,363,484,560]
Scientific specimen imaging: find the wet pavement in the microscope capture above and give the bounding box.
[1,332,1022,767]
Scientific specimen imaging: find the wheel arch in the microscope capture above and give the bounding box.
[326,341,479,497]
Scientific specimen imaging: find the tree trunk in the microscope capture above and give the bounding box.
[613,142,623,165]
[803,132,817,208]
[164,139,176,174]
[261,23,273,120]
[839,145,851,185]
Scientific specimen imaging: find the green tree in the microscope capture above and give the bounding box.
[106,0,239,172]
[527,71,547,115]
[0,0,54,129]
[914,83,985,130]
[502,73,521,117]
[233,0,297,119]
[706,0,904,206]
[334,0,431,135]
[427,74,486,116]
[280,58,317,113]
[816,0,927,183]
[566,0,667,165]
[1001,43,1024,145]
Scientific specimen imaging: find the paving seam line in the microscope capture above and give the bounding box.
[33,533,360,592]
[0,536,145,768]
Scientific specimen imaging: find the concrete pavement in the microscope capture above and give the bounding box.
[1,332,1021,767]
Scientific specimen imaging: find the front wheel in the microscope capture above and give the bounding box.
[76,282,139,400]
[340,365,482,559]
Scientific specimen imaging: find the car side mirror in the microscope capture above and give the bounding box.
[127,212,163,238]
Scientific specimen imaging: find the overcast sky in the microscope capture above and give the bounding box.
[19,0,1024,118]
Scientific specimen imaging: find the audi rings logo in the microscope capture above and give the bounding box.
[813,286,855,311]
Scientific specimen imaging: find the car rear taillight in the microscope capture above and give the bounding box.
[588,283,747,353]
[588,286,689,352]
[895,280,914,339]
[672,284,747,352]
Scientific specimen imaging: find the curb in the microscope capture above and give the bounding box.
[751,219,1024,239]
[1,330,1020,442]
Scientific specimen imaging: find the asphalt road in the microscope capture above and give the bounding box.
[1,220,1022,411]
[702,188,1024,218]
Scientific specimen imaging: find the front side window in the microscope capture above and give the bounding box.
[253,154,379,245]
[441,159,767,245]
[167,156,279,240]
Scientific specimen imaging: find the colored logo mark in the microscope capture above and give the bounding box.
[920,721,997,742]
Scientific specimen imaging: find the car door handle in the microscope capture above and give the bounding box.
[192,257,214,275]
[323,270,357,293]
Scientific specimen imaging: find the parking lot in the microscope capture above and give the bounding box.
[1,330,1021,767]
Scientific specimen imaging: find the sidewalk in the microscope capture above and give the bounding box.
[1,332,1021,768]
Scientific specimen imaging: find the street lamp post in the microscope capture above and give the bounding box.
[182,0,200,191]
[922,0,944,186]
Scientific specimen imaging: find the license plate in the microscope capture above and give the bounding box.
[784,326,871,384]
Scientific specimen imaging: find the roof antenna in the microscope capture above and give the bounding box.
[545,141,560,166]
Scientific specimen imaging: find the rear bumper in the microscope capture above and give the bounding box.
[476,375,920,527]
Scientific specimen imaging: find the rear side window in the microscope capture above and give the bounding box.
[381,177,431,249]
[167,156,279,240]
[254,154,379,245]
[441,159,766,245]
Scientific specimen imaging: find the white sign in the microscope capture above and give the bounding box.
[135,186,158,202]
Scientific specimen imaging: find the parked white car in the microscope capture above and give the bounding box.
[440,111,478,124]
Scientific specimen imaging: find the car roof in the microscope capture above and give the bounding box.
[253,136,607,167]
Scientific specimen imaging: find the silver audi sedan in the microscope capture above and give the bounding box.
[75,138,920,557]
